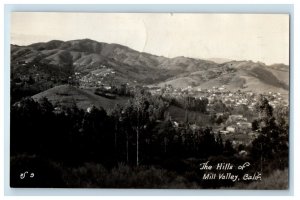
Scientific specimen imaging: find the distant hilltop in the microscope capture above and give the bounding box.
[11,39,289,94]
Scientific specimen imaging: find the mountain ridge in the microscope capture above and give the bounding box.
[11,39,289,94]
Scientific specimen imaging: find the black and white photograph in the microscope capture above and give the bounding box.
[9,12,289,189]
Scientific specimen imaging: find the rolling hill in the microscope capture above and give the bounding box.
[32,84,129,111]
[156,60,289,95]
[11,39,289,95]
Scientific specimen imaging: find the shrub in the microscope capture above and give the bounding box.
[232,168,288,189]
[62,163,198,188]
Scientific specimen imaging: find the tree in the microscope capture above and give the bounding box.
[273,104,289,135]
[224,140,235,156]
[132,90,150,166]
[252,119,259,131]
[251,97,288,171]
[198,128,222,157]
[255,95,273,119]
[27,75,35,84]
[11,97,41,154]
[211,100,228,113]
[39,97,54,114]
[81,106,111,161]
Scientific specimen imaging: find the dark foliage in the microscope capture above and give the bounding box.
[10,94,288,188]
[250,97,289,174]
[10,93,227,188]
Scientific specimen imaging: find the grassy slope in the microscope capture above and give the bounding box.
[32,84,129,111]
[12,40,289,98]
[156,61,289,100]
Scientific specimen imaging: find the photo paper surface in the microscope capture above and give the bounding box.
[10,12,289,189]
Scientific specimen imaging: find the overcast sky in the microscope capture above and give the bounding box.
[11,12,289,65]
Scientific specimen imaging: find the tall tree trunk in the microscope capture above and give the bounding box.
[126,131,129,164]
[114,123,117,150]
[136,127,139,166]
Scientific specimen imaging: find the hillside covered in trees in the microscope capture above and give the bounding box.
[10,39,289,189]
[10,88,288,188]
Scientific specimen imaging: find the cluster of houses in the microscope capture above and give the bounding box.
[150,84,287,112]
[77,66,117,88]
[150,84,289,151]
[168,114,256,155]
